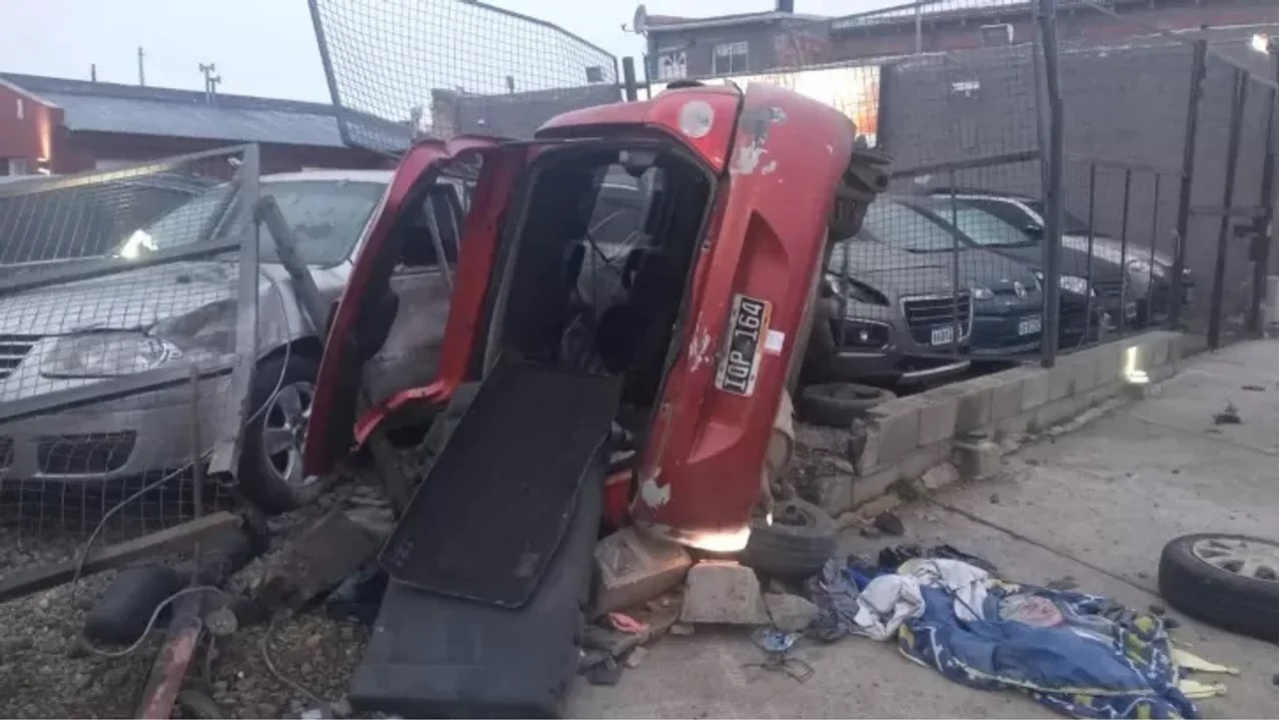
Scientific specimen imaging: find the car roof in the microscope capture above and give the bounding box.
[261,169,394,184]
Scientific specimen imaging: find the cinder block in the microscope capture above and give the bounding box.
[1145,332,1171,367]
[991,374,1025,421]
[952,440,1001,480]
[869,399,921,465]
[1095,344,1125,386]
[594,527,692,613]
[917,391,960,447]
[1069,353,1097,393]
[955,380,994,433]
[850,465,900,508]
[1020,371,1050,411]
[811,474,853,516]
[680,561,768,625]
[1034,394,1089,431]
[855,424,880,475]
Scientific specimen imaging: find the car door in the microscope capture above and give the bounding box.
[304,138,527,475]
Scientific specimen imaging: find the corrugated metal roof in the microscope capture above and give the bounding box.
[1,73,410,149]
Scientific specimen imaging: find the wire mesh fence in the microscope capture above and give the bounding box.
[309,0,621,152]
[0,146,262,543]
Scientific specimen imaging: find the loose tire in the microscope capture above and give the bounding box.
[739,498,837,578]
[1157,533,1278,642]
[237,354,321,515]
[797,382,895,428]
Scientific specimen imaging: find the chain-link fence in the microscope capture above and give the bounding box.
[308,0,621,152]
[0,146,262,544]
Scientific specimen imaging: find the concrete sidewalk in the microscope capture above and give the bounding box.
[569,339,1279,719]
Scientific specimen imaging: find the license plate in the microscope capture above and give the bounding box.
[1018,316,1042,336]
[1124,302,1138,319]
[715,294,772,397]
[930,325,954,345]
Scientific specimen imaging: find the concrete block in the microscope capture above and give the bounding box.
[952,440,1001,480]
[1047,364,1075,402]
[995,412,1031,440]
[1095,344,1125,386]
[869,399,921,465]
[855,424,880,475]
[1033,393,1089,431]
[1020,371,1050,411]
[680,561,768,625]
[917,391,960,447]
[811,474,853,517]
[256,509,382,613]
[594,527,693,613]
[850,465,900,508]
[990,374,1025,421]
[763,593,819,632]
[955,381,994,434]
[920,461,960,491]
[1068,353,1098,393]
[1145,332,1171,367]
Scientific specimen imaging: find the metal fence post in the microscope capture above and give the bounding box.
[1207,68,1248,350]
[1247,88,1277,334]
[1037,0,1064,368]
[1170,40,1208,331]
[1118,168,1132,337]
[621,57,639,102]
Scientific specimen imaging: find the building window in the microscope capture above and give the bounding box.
[712,41,749,75]
[15,97,23,120]
[656,49,688,81]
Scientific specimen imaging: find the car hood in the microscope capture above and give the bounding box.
[980,241,1129,282]
[834,239,957,296]
[0,261,299,337]
[1062,234,1175,269]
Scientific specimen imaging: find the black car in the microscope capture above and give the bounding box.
[858,198,1050,357]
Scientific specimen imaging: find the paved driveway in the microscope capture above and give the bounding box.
[569,339,1279,719]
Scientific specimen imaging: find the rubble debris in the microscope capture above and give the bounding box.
[763,593,819,632]
[679,561,769,625]
[1240,384,1265,392]
[177,689,224,720]
[1045,575,1078,591]
[204,606,239,637]
[623,646,647,668]
[593,527,693,615]
[872,511,905,537]
[750,627,799,654]
[1213,403,1241,425]
[255,509,382,613]
[989,492,1001,504]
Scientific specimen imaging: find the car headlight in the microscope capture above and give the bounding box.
[42,333,181,378]
[971,286,994,301]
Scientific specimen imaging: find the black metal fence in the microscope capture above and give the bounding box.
[0,146,262,540]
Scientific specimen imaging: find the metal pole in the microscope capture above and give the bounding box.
[1146,174,1161,323]
[1247,88,1277,334]
[622,57,639,102]
[1037,0,1063,368]
[1032,12,1049,196]
[1118,169,1132,337]
[1085,163,1096,341]
[1170,40,1208,330]
[949,173,961,358]
[137,46,146,86]
[914,2,923,54]
[1207,68,1249,349]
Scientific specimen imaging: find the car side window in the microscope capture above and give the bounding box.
[398,184,464,269]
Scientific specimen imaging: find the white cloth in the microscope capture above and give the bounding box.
[851,559,991,641]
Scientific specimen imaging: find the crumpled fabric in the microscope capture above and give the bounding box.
[904,558,990,622]
[846,558,991,640]
[805,558,863,641]
[898,581,1201,719]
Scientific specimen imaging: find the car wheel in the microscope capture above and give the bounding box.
[1157,533,1278,641]
[237,354,321,515]
[797,382,895,428]
[739,498,837,579]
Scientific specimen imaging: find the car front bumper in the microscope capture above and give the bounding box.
[0,374,231,483]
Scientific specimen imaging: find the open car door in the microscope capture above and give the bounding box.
[303,137,528,475]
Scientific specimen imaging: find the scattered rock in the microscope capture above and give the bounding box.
[330,696,353,717]
[623,646,647,668]
[669,623,696,636]
[1045,576,1077,591]
[872,511,905,537]
[763,593,819,632]
[73,672,92,689]
[988,493,1000,504]
[858,526,881,539]
[1241,384,1265,392]
[204,607,239,637]
[1136,571,1150,580]
[593,527,692,614]
[1171,469,1180,475]
[64,635,91,659]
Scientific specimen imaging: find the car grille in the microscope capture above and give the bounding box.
[902,293,972,344]
[36,431,137,475]
[0,334,40,381]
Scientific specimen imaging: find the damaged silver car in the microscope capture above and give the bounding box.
[0,170,466,513]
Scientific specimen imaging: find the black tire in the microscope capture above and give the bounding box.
[237,353,320,515]
[85,564,183,644]
[1157,533,1278,642]
[739,498,837,578]
[797,382,895,428]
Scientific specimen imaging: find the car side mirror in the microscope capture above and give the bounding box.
[1024,224,1044,239]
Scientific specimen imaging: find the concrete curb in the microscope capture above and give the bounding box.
[813,330,1185,517]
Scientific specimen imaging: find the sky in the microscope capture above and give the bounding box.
[0,0,904,103]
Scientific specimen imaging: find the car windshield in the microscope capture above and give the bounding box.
[118,179,386,266]
[929,200,1035,248]
[862,201,960,253]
